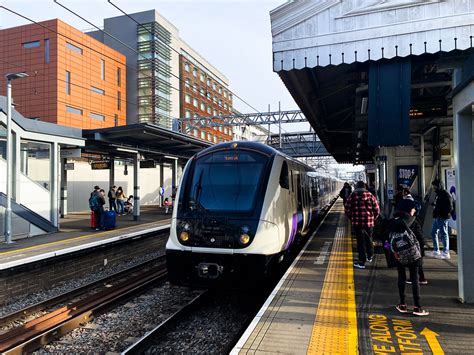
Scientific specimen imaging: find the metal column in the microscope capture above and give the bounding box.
[60,158,68,218]
[109,158,115,189]
[453,89,474,303]
[133,154,140,221]
[159,163,164,206]
[50,142,59,228]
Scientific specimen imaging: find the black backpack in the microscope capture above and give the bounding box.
[389,220,421,265]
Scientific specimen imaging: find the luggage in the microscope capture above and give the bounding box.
[90,211,97,229]
[103,210,117,230]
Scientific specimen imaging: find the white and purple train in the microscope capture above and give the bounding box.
[166,141,342,286]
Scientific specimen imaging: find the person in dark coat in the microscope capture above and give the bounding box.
[429,179,453,259]
[396,199,427,285]
[96,189,106,230]
[339,182,352,205]
[389,199,429,316]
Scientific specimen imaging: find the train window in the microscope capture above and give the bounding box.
[185,150,269,212]
[279,161,289,189]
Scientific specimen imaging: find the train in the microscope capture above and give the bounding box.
[166,141,343,287]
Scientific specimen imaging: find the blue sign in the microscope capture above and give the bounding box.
[396,165,418,188]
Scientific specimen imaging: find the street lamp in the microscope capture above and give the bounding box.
[4,72,28,244]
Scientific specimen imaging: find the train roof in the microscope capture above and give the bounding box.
[194,141,282,159]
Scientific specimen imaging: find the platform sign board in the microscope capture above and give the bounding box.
[140,160,155,169]
[91,161,110,170]
[60,148,81,158]
[445,168,457,230]
[64,163,74,171]
[396,165,418,189]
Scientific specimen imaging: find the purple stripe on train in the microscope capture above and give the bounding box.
[286,213,298,249]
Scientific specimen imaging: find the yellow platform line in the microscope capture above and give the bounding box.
[307,216,358,354]
[0,220,167,256]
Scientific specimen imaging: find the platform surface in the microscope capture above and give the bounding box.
[0,206,171,269]
[232,200,474,354]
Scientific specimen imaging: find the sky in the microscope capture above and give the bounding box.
[0,0,361,172]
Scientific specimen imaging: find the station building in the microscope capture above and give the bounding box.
[0,19,127,129]
[88,9,234,143]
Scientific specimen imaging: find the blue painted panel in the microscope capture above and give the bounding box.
[368,59,411,146]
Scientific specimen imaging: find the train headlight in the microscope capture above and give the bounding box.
[179,231,190,242]
[239,233,250,245]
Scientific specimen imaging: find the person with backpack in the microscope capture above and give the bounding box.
[345,181,380,269]
[388,199,429,316]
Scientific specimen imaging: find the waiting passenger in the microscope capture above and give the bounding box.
[388,200,429,316]
[96,189,106,230]
[339,182,352,205]
[428,179,453,259]
[124,195,134,215]
[345,181,380,269]
[116,186,126,216]
[108,186,117,212]
[164,197,172,214]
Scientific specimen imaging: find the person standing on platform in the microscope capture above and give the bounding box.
[116,186,126,216]
[428,179,453,259]
[388,202,429,316]
[339,182,353,205]
[108,186,117,212]
[96,189,106,230]
[345,181,380,269]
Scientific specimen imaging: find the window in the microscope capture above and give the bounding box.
[193,128,199,137]
[117,67,121,87]
[201,131,206,139]
[200,88,205,97]
[200,102,206,111]
[219,86,223,94]
[206,92,211,100]
[218,99,222,107]
[207,78,211,86]
[22,41,40,49]
[65,71,71,95]
[100,59,105,80]
[184,62,190,72]
[185,94,191,104]
[192,84,198,93]
[213,109,217,116]
[185,78,191,88]
[66,105,82,115]
[66,42,83,54]
[90,112,105,121]
[193,68,198,77]
[213,135,217,143]
[193,98,198,107]
[44,39,49,63]
[207,133,212,141]
[279,161,289,189]
[224,103,228,110]
[212,82,216,90]
[207,106,211,114]
[185,110,192,118]
[229,93,233,101]
[224,90,228,99]
[219,126,223,132]
[114,114,118,126]
[91,86,105,95]
[200,72,205,82]
[117,91,121,110]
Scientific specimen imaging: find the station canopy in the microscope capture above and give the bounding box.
[271,0,474,163]
[82,123,211,163]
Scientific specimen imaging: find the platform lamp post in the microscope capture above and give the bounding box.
[4,72,29,244]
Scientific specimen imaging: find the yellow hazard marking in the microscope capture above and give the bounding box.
[421,327,444,355]
[0,221,167,256]
[369,314,444,354]
[307,216,358,354]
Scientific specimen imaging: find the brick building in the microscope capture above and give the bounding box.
[0,19,126,129]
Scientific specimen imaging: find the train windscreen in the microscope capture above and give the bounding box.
[185,150,268,212]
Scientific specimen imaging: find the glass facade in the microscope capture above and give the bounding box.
[137,22,172,128]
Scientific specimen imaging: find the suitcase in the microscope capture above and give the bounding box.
[90,211,97,229]
[103,210,117,230]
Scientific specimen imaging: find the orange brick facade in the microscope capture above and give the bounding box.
[0,19,126,129]
[179,55,233,143]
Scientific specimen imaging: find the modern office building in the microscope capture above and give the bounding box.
[89,10,233,141]
[0,19,127,129]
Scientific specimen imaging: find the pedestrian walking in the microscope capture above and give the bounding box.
[339,182,353,205]
[345,181,380,269]
[428,179,453,259]
[388,202,429,316]
[108,186,117,212]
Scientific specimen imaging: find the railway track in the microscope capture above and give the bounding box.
[0,261,168,354]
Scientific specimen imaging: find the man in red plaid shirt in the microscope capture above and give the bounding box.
[345,181,380,269]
